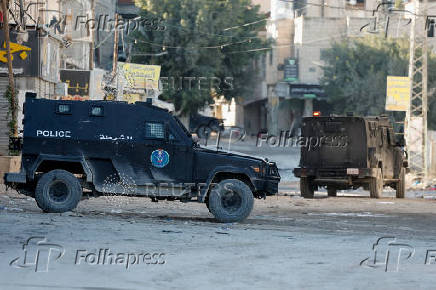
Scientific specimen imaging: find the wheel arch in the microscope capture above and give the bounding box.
[199,168,255,202]
[30,155,92,182]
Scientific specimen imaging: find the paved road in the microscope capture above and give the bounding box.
[2,188,436,290]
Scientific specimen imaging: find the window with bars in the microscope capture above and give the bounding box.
[145,122,165,139]
[90,106,104,116]
[56,104,71,114]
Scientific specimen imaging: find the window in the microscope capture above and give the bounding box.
[56,104,71,114]
[90,106,104,116]
[145,122,165,139]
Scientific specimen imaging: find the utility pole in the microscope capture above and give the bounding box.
[89,0,95,70]
[112,13,119,74]
[1,0,17,137]
[407,0,428,181]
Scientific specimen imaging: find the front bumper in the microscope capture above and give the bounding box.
[293,167,377,179]
[253,163,280,195]
[4,172,27,184]
[253,177,280,195]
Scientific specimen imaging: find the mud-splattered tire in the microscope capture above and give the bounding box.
[208,179,254,223]
[369,168,383,199]
[327,187,337,197]
[396,168,405,198]
[300,177,315,198]
[35,170,82,213]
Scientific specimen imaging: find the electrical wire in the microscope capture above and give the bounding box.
[132,37,253,50]
[163,19,268,40]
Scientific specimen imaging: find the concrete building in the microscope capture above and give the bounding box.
[244,0,427,136]
[0,0,69,154]
[0,0,120,154]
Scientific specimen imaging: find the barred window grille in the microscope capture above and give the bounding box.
[91,106,104,116]
[57,104,71,114]
[145,122,165,139]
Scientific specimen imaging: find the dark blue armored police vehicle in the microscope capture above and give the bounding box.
[5,96,280,222]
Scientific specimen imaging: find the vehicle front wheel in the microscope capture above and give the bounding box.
[396,168,406,198]
[208,179,254,223]
[300,177,315,198]
[369,168,383,199]
[35,169,83,213]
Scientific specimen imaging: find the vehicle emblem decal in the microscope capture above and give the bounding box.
[150,149,170,168]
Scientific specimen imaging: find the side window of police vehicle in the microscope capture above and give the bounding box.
[90,106,104,117]
[56,104,71,114]
[145,122,165,139]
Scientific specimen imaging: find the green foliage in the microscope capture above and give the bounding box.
[131,0,270,114]
[321,36,436,129]
[4,85,17,136]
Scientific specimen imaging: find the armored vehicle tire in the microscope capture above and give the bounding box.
[208,179,254,223]
[300,177,315,198]
[369,168,383,199]
[327,187,337,197]
[35,169,83,213]
[197,125,212,139]
[396,168,406,198]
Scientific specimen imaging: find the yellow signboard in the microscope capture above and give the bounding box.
[386,76,410,111]
[119,62,161,90]
[124,93,142,104]
[0,42,31,63]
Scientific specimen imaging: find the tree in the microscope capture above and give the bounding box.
[130,0,270,114]
[321,36,436,129]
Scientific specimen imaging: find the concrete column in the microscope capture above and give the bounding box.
[267,85,279,135]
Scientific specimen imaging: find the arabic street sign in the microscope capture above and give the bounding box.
[0,30,39,76]
[284,58,298,83]
[386,76,410,111]
[118,62,161,90]
[60,70,91,97]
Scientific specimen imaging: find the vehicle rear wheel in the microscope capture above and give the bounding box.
[197,125,212,139]
[300,177,315,198]
[396,168,406,198]
[369,168,383,199]
[327,187,337,197]
[35,169,82,213]
[208,179,254,223]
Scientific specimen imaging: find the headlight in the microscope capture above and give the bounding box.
[251,165,261,173]
[250,165,266,175]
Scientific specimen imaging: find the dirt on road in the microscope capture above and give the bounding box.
[2,187,436,290]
